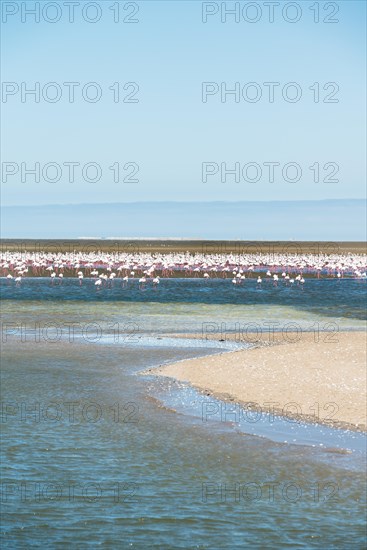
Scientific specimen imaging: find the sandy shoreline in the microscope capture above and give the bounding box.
[152,331,367,432]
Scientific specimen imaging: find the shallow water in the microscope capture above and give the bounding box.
[1,279,366,548]
[1,278,366,322]
[1,278,366,337]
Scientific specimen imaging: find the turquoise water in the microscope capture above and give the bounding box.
[1,279,366,548]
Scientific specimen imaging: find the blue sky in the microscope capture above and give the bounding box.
[1,0,366,207]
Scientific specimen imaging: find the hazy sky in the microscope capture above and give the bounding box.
[1,1,366,206]
[1,200,365,240]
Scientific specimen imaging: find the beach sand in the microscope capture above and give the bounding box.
[154,332,367,431]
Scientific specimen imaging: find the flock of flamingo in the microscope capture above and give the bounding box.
[1,251,366,289]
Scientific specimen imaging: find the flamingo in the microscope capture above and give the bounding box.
[139,276,146,289]
[0,249,365,285]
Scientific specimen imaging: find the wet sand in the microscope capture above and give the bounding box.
[154,332,367,431]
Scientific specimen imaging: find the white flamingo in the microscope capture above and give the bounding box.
[139,276,146,289]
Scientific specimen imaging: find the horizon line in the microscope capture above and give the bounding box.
[2,198,366,208]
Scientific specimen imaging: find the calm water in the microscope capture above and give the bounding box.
[1,279,366,548]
